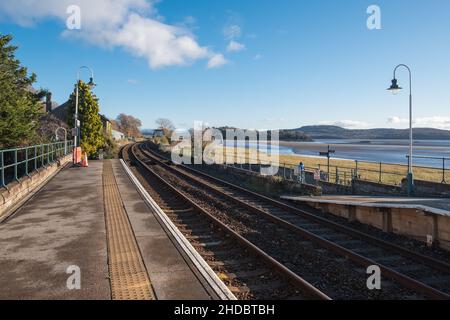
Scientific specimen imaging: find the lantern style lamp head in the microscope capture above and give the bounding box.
[387,78,402,95]
[87,77,97,89]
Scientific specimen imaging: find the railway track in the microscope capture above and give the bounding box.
[136,142,450,300]
[122,143,330,300]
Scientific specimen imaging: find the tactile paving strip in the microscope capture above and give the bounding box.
[103,161,155,300]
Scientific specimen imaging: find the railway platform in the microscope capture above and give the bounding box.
[0,159,233,300]
[282,195,450,250]
[281,195,450,216]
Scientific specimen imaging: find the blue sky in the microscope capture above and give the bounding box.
[1,0,450,130]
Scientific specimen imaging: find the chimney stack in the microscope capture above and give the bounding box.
[45,92,52,113]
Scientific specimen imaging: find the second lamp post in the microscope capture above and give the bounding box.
[387,64,414,195]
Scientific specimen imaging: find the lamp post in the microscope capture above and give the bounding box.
[387,64,414,195]
[73,66,96,163]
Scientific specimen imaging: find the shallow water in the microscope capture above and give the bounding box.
[225,139,450,168]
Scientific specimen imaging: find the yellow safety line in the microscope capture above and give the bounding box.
[103,161,155,300]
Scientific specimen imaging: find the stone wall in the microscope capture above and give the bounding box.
[197,164,322,197]
[319,178,449,198]
[0,155,72,219]
[318,181,352,195]
[407,179,450,198]
[352,179,404,196]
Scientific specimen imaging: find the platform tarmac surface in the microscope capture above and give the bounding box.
[281,195,450,216]
[0,160,217,300]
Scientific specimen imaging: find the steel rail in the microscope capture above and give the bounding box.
[174,158,448,271]
[142,142,450,273]
[140,142,450,300]
[129,143,331,300]
[120,146,236,300]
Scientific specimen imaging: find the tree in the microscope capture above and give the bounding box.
[0,34,42,148]
[116,114,142,138]
[67,81,104,157]
[155,118,174,138]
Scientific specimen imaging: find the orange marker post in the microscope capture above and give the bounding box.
[73,147,82,165]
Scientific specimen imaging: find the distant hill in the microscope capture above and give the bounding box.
[294,125,450,140]
[142,125,450,141]
[214,127,313,142]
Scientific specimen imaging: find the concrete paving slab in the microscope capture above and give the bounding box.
[0,161,110,300]
[0,158,222,300]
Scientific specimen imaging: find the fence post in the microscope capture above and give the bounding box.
[0,151,4,188]
[443,158,446,184]
[355,160,359,179]
[34,146,37,171]
[41,145,44,167]
[407,155,410,173]
[14,149,18,181]
[335,166,339,184]
[25,148,29,177]
[379,162,382,183]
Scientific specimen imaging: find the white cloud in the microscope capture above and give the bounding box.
[222,13,246,57]
[114,14,210,69]
[223,24,242,40]
[388,116,450,129]
[388,116,409,124]
[207,54,228,69]
[0,0,224,70]
[227,40,245,52]
[263,117,287,123]
[254,54,262,60]
[319,120,370,129]
[127,79,139,85]
[0,0,150,28]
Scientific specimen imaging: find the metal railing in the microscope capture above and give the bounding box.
[161,143,450,187]
[407,155,449,184]
[0,141,73,188]
[222,155,317,183]
[218,154,449,187]
[318,155,449,186]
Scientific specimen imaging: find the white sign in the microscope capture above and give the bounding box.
[314,169,321,180]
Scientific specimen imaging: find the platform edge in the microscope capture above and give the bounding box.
[120,159,237,301]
